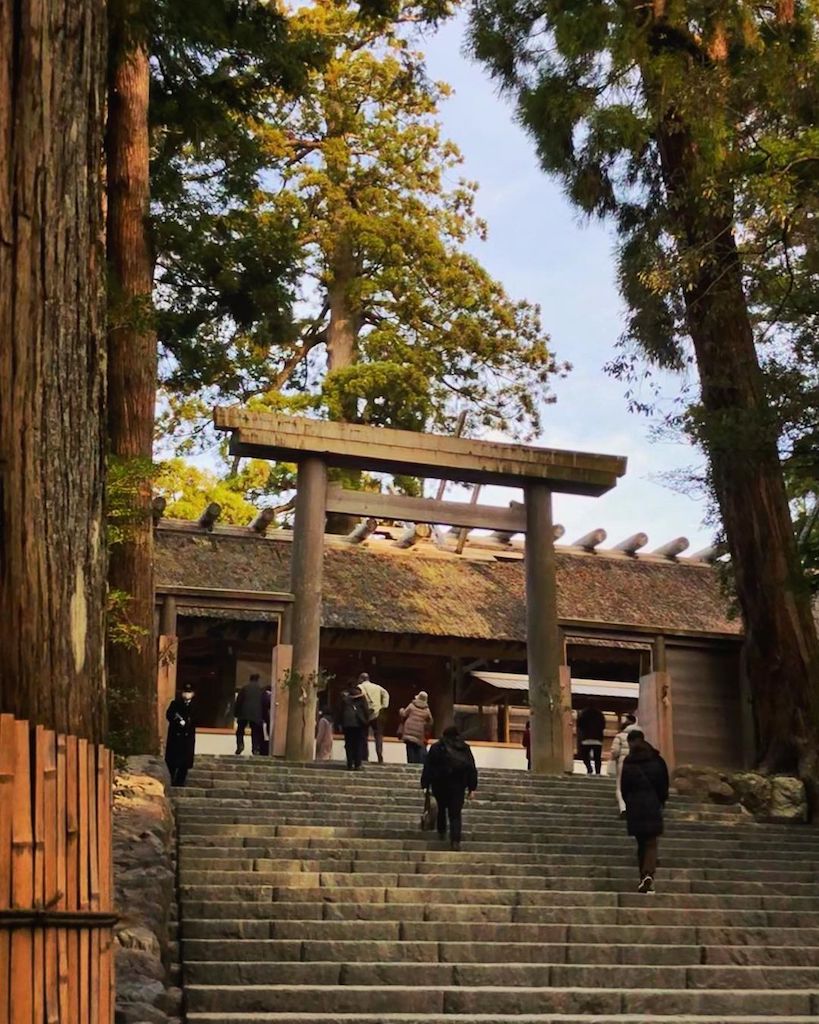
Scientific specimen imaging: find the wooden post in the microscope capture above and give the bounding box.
[157,596,178,751]
[286,458,328,761]
[525,484,565,773]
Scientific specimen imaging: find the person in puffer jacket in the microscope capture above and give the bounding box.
[620,731,669,894]
[399,691,433,764]
[609,713,640,815]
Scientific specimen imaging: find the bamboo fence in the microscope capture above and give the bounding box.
[0,714,115,1023]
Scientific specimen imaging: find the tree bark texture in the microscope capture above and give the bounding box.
[106,8,158,753]
[326,234,358,375]
[325,233,364,532]
[656,119,819,783]
[0,0,107,741]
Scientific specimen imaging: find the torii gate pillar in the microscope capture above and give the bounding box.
[525,484,566,772]
[285,457,328,761]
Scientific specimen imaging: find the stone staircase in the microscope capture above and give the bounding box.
[173,756,819,1023]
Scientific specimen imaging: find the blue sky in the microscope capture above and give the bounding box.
[420,16,715,553]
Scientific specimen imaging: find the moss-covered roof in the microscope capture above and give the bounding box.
[155,528,740,640]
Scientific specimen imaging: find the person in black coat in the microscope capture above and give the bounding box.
[421,726,478,850]
[336,685,370,770]
[577,705,606,774]
[234,673,265,755]
[620,730,669,894]
[165,687,197,786]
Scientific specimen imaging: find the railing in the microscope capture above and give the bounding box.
[0,714,115,1023]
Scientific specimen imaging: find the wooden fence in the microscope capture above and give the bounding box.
[0,714,115,1023]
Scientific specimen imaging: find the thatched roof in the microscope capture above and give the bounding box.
[155,527,741,640]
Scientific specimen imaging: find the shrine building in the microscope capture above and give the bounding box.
[153,513,749,771]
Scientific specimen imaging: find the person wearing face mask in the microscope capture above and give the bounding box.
[165,686,197,786]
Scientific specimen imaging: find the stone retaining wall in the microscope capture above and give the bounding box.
[114,756,183,1024]
[673,764,808,822]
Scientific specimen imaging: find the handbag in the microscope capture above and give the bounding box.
[419,789,438,831]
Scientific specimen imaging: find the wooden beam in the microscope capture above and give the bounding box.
[249,507,276,534]
[652,537,690,559]
[214,408,627,496]
[198,503,221,530]
[325,486,528,533]
[571,528,607,551]
[613,532,648,554]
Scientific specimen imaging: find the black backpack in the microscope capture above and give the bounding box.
[441,740,472,778]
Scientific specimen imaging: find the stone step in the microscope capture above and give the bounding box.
[175,788,729,817]
[181,959,819,989]
[175,869,819,896]
[175,828,819,853]
[176,889,819,912]
[176,856,818,888]
[175,900,819,929]
[174,759,819,1021]
[183,1015,819,1024]
[183,982,819,1015]
[173,815,759,839]
[174,823,818,856]
[180,937,819,967]
[178,918,819,946]
[177,851,818,884]
[177,872,818,897]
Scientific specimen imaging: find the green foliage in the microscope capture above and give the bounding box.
[158,0,562,455]
[150,0,329,443]
[153,458,284,523]
[467,0,818,388]
[108,455,155,547]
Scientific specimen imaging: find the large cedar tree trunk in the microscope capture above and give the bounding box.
[325,232,362,532]
[106,3,159,753]
[0,0,107,741]
[655,117,819,785]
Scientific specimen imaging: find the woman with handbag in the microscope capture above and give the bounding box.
[398,691,433,764]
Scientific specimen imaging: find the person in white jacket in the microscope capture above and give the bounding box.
[357,672,390,763]
[609,713,640,815]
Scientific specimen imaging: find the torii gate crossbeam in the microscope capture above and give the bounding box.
[214,407,627,773]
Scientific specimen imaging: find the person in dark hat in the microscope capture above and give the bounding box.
[620,729,669,894]
[165,686,197,786]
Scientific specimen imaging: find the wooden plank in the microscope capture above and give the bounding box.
[77,739,89,1024]
[214,408,626,495]
[0,715,16,1024]
[10,719,33,1024]
[325,486,528,533]
[43,731,59,1024]
[88,749,100,1024]
[32,728,45,1024]
[97,750,113,1024]
[55,734,69,1021]
[65,735,79,1024]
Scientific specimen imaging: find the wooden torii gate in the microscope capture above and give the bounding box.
[215,408,627,773]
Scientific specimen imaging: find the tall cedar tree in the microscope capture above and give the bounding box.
[158,0,559,455]
[105,0,327,752]
[107,0,158,753]
[469,0,819,782]
[0,0,107,740]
